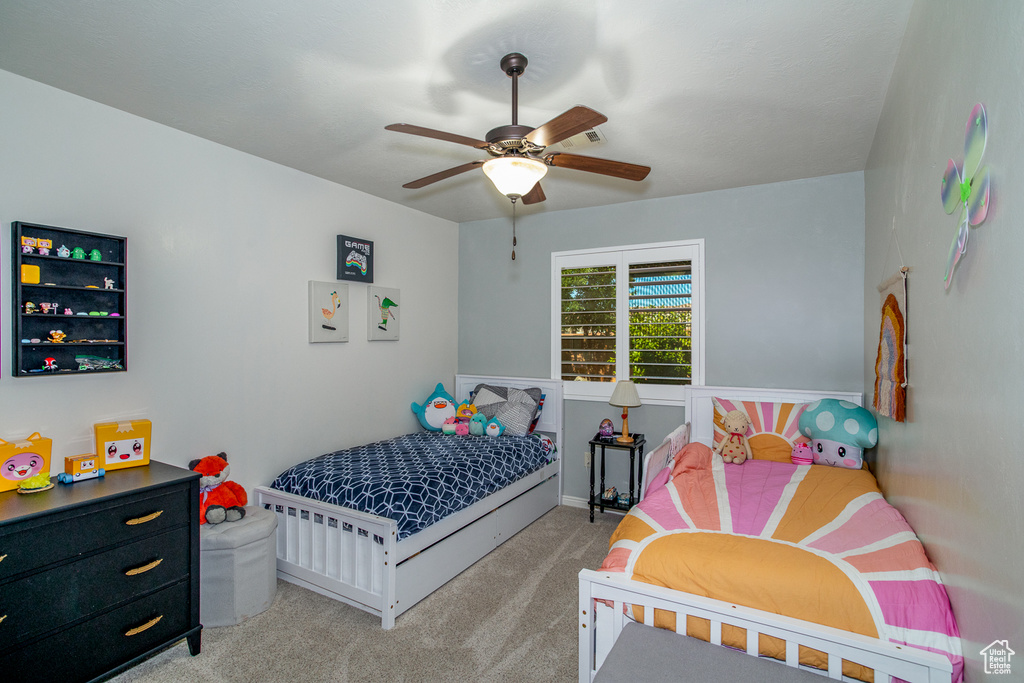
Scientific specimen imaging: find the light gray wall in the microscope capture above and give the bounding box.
[0,70,460,496]
[864,2,1024,677]
[459,172,866,501]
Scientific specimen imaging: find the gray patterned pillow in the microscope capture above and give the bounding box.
[471,384,542,436]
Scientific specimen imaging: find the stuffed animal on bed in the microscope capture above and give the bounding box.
[455,402,477,422]
[441,416,458,435]
[469,412,487,436]
[485,416,505,437]
[798,399,878,469]
[713,410,752,464]
[411,383,457,432]
[188,453,247,524]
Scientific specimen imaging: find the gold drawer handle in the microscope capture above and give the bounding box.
[125,615,162,637]
[125,558,163,576]
[0,615,6,625]
[125,510,163,526]
[0,553,7,563]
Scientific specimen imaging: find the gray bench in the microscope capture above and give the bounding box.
[594,622,827,683]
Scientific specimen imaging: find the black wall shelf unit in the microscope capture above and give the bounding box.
[11,221,127,377]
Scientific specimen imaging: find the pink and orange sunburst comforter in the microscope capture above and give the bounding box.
[600,442,963,683]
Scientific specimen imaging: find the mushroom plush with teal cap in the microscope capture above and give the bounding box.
[798,399,878,469]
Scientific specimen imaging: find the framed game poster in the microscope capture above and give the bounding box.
[337,235,373,283]
[309,281,349,343]
[367,286,399,341]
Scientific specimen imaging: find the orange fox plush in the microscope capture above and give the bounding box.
[188,452,247,524]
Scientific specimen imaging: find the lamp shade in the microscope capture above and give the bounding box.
[609,380,641,408]
[482,156,547,197]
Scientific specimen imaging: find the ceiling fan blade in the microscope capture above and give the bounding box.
[525,106,608,148]
[546,153,650,181]
[521,182,546,205]
[385,123,490,149]
[402,160,485,189]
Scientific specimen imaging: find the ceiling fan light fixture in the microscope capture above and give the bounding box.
[482,156,547,198]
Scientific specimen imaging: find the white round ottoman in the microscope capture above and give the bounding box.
[199,506,278,627]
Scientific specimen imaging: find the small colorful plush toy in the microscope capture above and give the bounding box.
[791,442,814,465]
[799,399,878,469]
[469,412,487,436]
[188,453,247,524]
[454,421,470,436]
[455,402,477,422]
[411,383,457,432]
[485,416,505,437]
[441,416,459,435]
[714,410,752,464]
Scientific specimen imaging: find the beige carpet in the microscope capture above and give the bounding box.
[112,505,621,683]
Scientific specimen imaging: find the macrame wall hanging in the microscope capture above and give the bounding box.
[874,220,909,422]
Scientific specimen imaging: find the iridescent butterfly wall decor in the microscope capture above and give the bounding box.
[939,103,991,289]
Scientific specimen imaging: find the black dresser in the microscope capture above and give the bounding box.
[0,460,201,682]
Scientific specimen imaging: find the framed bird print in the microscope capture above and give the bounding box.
[367,286,399,341]
[309,281,349,343]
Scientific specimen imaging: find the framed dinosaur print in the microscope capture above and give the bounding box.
[367,286,399,341]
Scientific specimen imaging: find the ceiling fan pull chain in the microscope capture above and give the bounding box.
[511,197,517,261]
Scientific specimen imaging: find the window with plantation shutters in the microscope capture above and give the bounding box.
[559,265,617,382]
[628,260,692,385]
[552,240,704,403]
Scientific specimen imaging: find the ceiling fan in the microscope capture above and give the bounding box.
[385,52,651,206]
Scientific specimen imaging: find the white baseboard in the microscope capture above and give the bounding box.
[561,495,626,517]
[561,495,589,509]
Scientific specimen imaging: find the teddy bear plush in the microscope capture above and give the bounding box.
[188,452,247,524]
[714,410,752,464]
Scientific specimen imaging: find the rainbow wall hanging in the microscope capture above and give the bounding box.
[873,272,908,422]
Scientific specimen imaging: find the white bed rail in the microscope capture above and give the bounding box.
[255,487,399,627]
[579,569,951,683]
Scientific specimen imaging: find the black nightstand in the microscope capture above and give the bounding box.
[589,433,646,522]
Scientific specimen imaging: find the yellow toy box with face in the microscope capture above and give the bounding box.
[94,419,152,471]
[0,433,53,493]
[58,453,105,484]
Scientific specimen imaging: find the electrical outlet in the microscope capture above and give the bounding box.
[584,451,592,469]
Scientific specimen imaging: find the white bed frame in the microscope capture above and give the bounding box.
[255,374,563,629]
[582,386,952,683]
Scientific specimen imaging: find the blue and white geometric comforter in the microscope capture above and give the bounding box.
[270,433,551,540]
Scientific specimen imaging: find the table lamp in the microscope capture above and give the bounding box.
[609,380,642,444]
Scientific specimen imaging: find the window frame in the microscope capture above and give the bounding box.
[551,239,705,405]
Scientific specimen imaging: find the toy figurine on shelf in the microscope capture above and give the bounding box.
[37,239,53,255]
[48,330,66,343]
[43,357,57,372]
[63,307,72,315]
[23,302,37,314]
[104,277,115,290]
[71,247,86,259]
[57,454,105,484]
[89,249,102,261]
[57,244,70,257]
[20,236,36,254]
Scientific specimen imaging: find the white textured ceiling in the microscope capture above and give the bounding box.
[0,1,912,224]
